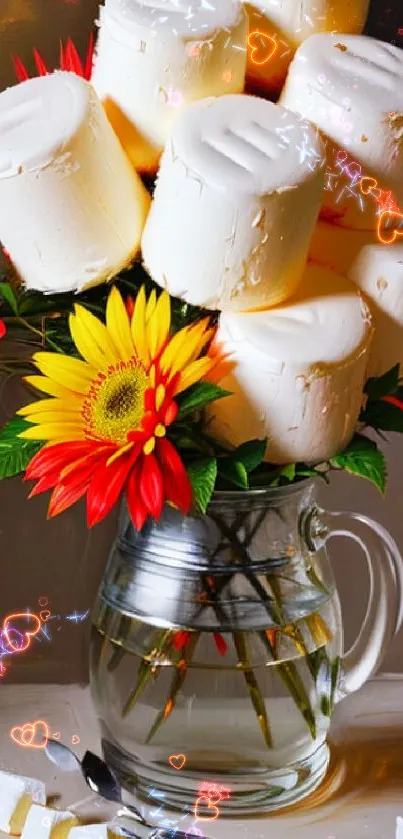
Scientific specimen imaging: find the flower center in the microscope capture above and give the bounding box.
[82,358,148,445]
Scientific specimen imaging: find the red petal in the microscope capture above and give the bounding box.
[25,441,96,481]
[384,395,403,411]
[173,631,191,651]
[28,472,60,498]
[60,40,67,72]
[48,479,89,519]
[64,38,83,76]
[59,448,111,488]
[162,400,178,427]
[86,447,140,527]
[139,453,165,519]
[84,33,95,81]
[13,55,29,82]
[0,319,6,339]
[156,438,192,514]
[126,462,148,531]
[33,48,49,76]
[213,633,228,656]
[144,389,155,412]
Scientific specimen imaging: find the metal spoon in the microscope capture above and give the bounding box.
[44,739,204,839]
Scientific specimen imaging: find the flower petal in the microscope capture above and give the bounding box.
[175,357,216,394]
[126,461,148,531]
[25,441,94,480]
[86,447,138,527]
[106,286,134,362]
[139,453,164,519]
[33,352,93,394]
[131,285,149,365]
[48,479,90,519]
[156,438,192,514]
[24,375,75,400]
[17,397,81,417]
[73,303,118,365]
[160,319,212,376]
[147,291,171,359]
[19,422,85,441]
[69,312,109,370]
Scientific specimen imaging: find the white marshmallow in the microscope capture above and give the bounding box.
[245,0,370,97]
[142,94,325,312]
[397,817,403,839]
[309,219,375,276]
[207,263,372,463]
[69,826,128,838]
[20,805,78,839]
[92,0,248,173]
[0,770,46,836]
[348,242,403,377]
[280,34,403,230]
[0,72,150,294]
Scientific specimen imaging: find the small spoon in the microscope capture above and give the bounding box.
[45,739,203,839]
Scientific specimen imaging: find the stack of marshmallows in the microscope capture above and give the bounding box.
[0,768,135,838]
[0,0,402,467]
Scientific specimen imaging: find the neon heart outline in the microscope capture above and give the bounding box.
[360,176,378,196]
[3,612,41,653]
[194,794,221,822]
[168,753,186,770]
[377,210,403,245]
[248,30,277,66]
[11,720,50,750]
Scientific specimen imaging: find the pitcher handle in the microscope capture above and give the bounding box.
[317,510,403,697]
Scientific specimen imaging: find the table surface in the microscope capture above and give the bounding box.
[1,675,403,839]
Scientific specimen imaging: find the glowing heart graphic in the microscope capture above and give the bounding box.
[360,176,378,195]
[248,30,277,66]
[71,734,81,745]
[3,612,41,653]
[377,210,403,244]
[52,731,61,740]
[194,794,221,822]
[168,753,186,770]
[11,720,50,749]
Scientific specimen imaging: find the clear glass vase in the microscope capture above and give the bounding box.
[90,480,403,816]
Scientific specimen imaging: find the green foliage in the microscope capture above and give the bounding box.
[217,439,267,489]
[361,364,403,432]
[187,458,218,514]
[0,417,43,479]
[330,434,387,494]
[177,382,231,419]
[364,364,400,400]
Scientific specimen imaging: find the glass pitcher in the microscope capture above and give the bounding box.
[90,479,403,815]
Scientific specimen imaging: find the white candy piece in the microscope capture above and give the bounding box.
[69,825,129,838]
[207,263,372,463]
[348,242,403,377]
[309,220,375,276]
[397,816,403,839]
[92,0,248,173]
[20,805,78,839]
[0,72,150,294]
[245,0,370,97]
[142,94,325,312]
[280,34,403,230]
[0,770,46,836]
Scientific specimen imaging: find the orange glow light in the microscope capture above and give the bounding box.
[10,720,50,749]
[248,30,277,66]
[168,753,186,770]
[194,794,221,822]
[3,612,41,653]
[377,210,403,245]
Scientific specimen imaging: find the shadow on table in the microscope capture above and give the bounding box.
[281,726,403,817]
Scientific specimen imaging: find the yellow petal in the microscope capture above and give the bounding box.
[73,303,118,366]
[106,286,134,362]
[19,422,85,441]
[146,289,157,322]
[131,285,149,365]
[160,320,212,376]
[147,291,171,359]
[24,375,75,400]
[175,357,216,394]
[23,410,82,426]
[18,397,81,416]
[33,353,93,394]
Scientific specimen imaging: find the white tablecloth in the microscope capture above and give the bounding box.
[1,676,403,839]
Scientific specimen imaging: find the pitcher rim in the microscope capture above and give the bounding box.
[210,476,316,503]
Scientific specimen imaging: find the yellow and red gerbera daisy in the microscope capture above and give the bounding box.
[19,286,224,530]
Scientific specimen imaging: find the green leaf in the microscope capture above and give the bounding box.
[187,458,217,514]
[230,439,267,472]
[364,364,400,400]
[361,399,403,433]
[218,458,249,489]
[330,434,387,494]
[0,281,19,315]
[279,463,296,482]
[177,382,231,419]
[0,417,43,479]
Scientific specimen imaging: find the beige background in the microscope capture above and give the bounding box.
[0,0,402,684]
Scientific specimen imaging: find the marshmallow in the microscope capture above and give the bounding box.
[397,817,403,839]
[69,826,129,838]
[207,263,372,463]
[142,94,325,312]
[280,34,403,230]
[245,0,370,97]
[92,0,248,173]
[309,220,375,276]
[0,770,46,835]
[0,72,150,294]
[20,805,78,839]
[348,242,403,377]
